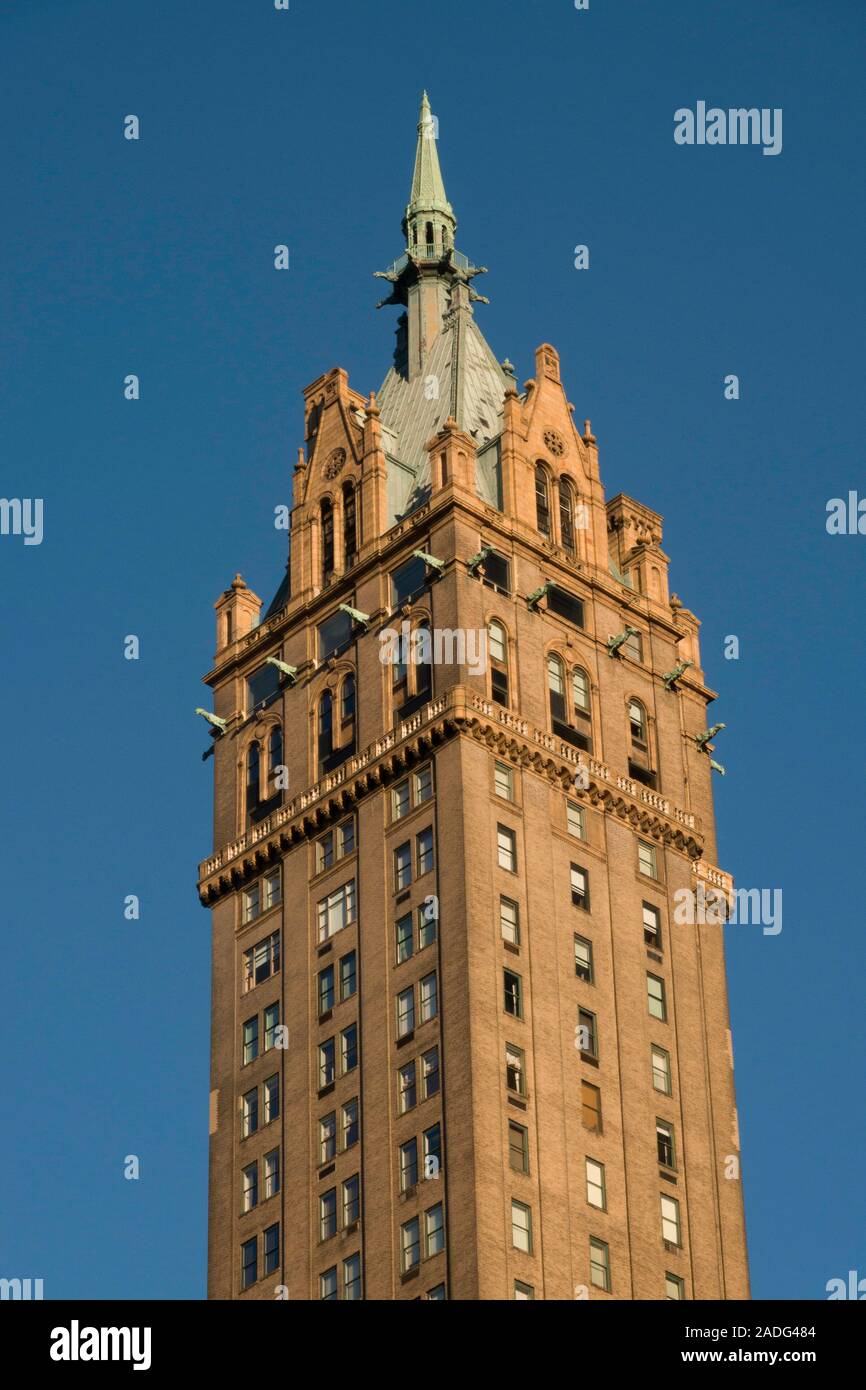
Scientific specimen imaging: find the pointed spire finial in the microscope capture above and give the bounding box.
[405,90,455,247]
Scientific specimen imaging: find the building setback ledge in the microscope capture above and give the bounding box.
[197,685,709,906]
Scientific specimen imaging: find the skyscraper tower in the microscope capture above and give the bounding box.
[198,94,749,1301]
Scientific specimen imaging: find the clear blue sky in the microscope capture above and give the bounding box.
[1,0,863,1300]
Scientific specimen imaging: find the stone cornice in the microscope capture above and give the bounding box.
[197,685,706,907]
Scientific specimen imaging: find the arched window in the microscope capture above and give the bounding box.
[269,725,283,794]
[629,699,646,747]
[535,465,551,536]
[489,620,509,706]
[415,623,433,701]
[246,742,261,816]
[321,499,334,584]
[425,221,435,247]
[548,658,593,752]
[343,484,357,568]
[547,654,566,722]
[341,673,356,726]
[572,667,590,715]
[627,697,655,787]
[318,690,333,764]
[559,479,576,555]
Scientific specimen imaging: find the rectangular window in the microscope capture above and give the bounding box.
[248,662,281,712]
[419,972,438,1023]
[264,1148,280,1200]
[424,1122,441,1179]
[638,839,658,878]
[344,1254,362,1301]
[570,863,590,910]
[497,824,517,872]
[647,973,667,1021]
[242,882,260,925]
[263,1002,280,1051]
[657,1119,676,1169]
[589,1237,611,1291]
[661,1194,681,1247]
[665,1273,685,1300]
[317,879,357,941]
[508,1121,529,1173]
[506,1043,525,1095]
[319,1266,338,1301]
[416,826,434,877]
[514,1280,535,1300]
[418,900,437,950]
[397,986,415,1038]
[391,554,428,607]
[339,951,357,1001]
[503,969,522,1018]
[341,1023,358,1073]
[511,1200,532,1253]
[338,818,355,858]
[400,1138,419,1192]
[319,1039,336,1089]
[574,935,593,983]
[401,1217,421,1272]
[566,801,586,839]
[494,761,515,800]
[422,1047,440,1099]
[320,1188,338,1241]
[481,550,511,594]
[242,1162,258,1213]
[396,912,413,964]
[581,1080,602,1133]
[399,1060,417,1113]
[393,780,411,821]
[242,1088,258,1138]
[425,1203,445,1257]
[652,1045,672,1094]
[624,629,643,662]
[586,1158,605,1210]
[548,586,585,628]
[263,1223,279,1275]
[242,1016,259,1065]
[426,1283,446,1300]
[263,870,281,911]
[578,1007,598,1059]
[342,1097,359,1149]
[414,765,433,803]
[394,842,412,892]
[320,1112,336,1164]
[241,1237,257,1290]
[491,663,509,707]
[243,930,281,991]
[500,897,520,946]
[643,902,661,947]
[316,829,335,874]
[343,1174,360,1226]
[263,1074,279,1124]
[318,608,353,662]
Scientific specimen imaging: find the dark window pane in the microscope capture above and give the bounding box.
[547,587,584,628]
[318,610,354,661]
[482,551,511,594]
[248,663,281,712]
[391,555,428,607]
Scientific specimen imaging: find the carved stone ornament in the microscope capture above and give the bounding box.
[324,447,347,479]
[543,428,566,457]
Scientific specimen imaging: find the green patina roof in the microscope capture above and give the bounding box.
[406,91,455,228]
